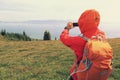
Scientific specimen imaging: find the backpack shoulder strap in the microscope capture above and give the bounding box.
[79,34,90,42]
[80,34,104,42]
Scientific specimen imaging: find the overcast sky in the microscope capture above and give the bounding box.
[0,0,120,22]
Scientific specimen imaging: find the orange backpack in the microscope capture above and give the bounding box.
[67,35,113,80]
[75,35,113,80]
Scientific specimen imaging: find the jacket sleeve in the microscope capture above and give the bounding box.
[60,29,86,61]
[60,29,73,47]
[60,29,76,47]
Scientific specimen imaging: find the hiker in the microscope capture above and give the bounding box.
[60,9,112,80]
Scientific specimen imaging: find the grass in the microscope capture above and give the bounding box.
[0,38,119,80]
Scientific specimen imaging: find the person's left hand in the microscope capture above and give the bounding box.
[67,22,73,29]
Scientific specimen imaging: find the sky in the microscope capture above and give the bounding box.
[0,0,120,22]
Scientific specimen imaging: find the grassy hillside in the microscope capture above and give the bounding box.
[0,38,119,80]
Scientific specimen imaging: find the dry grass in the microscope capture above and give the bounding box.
[0,40,74,80]
[0,38,119,80]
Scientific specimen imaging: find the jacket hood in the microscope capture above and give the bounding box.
[78,9,100,34]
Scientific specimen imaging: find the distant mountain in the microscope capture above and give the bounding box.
[24,20,67,24]
[0,20,69,24]
[24,20,67,23]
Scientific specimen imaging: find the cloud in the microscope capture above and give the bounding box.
[0,0,120,22]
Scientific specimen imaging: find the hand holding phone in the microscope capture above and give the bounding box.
[66,22,73,29]
[65,22,78,30]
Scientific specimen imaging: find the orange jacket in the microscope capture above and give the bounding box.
[60,9,106,63]
[60,9,106,80]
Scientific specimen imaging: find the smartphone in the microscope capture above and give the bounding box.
[73,23,78,27]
